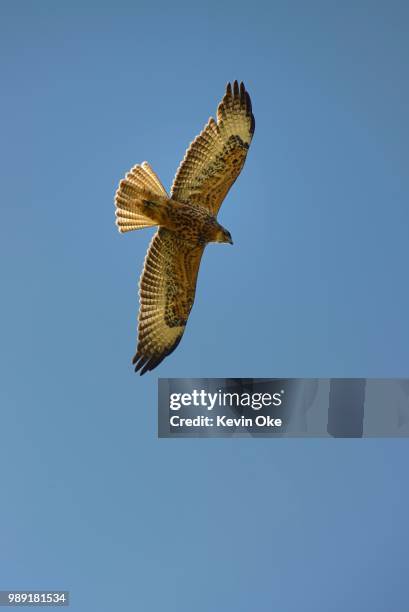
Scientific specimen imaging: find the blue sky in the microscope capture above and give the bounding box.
[1,1,409,610]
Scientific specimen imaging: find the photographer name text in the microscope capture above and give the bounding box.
[169,414,282,428]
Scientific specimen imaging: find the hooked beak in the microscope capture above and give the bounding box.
[228,237,234,245]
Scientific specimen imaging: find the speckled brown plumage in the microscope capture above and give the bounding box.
[114,81,255,374]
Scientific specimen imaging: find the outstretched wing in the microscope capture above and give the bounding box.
[133,228,204,374]
[170,80,255,216]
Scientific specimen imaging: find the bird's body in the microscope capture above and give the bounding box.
[114,81,255,374]
[138,198,227,247]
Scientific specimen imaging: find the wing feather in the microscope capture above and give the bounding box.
[132,228,204,374]
[170,81,255,215]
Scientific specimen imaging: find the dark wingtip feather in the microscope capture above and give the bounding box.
[134,359,144,373]
[245,91,252,114]
[242,90,255,135]
[239,81,246,104]
[140,360,152,375]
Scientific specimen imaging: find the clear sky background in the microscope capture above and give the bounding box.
[1,1,409,610]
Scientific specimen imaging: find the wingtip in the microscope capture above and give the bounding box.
[239,81,246,103]
[132,351,148,374]
[225,80,251,105]
[132,350,159,375]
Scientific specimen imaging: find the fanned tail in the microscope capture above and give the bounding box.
[115,162,169,233]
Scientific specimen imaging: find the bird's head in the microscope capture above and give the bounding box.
[215,226,233,245]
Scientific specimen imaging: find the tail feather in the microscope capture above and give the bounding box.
[115,162,168,233]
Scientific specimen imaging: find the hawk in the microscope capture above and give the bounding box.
[115,81,255,374]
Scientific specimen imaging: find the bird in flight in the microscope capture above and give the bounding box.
[115,81,255,374]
